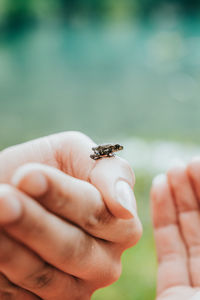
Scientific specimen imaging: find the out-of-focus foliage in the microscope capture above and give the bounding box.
[1,17,200,149]
[0,0,200,31]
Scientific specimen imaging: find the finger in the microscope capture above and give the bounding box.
[12,163,142,247]
[0,231,84,300]
[0,185,121,287]
[151,174,190,296]
[0,273,39,300]
[0,132,136,219]
[168,164,200,287]
[187,157,200,202]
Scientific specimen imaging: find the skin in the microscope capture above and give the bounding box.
[151,157,200,300]
[2,130,200,299]
[0,131,142,299]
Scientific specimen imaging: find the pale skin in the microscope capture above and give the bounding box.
[1,131,200,300]
[0,131,142,299]
[151,158,200,300]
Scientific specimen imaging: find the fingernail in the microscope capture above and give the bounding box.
[152,174,167,186]
[115,181,137,217]
[12,170,48,197]
[0,194,22,223]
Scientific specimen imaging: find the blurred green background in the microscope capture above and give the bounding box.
[1,1,200,299]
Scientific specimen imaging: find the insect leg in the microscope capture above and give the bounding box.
[90,154,102,160]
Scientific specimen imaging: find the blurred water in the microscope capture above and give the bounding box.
[0,20,200,148]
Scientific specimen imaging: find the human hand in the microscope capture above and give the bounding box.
[0,132,142,299]
[151,158,200,300]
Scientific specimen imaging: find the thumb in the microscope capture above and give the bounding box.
[89,156,137,219]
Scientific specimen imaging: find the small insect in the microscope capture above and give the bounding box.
[90,144,124,160]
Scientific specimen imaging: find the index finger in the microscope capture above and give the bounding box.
[0,131,136,219]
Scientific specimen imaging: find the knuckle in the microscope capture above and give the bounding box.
[0,235,15,265]
[58,241,75,265]
[90,258,122,287]
[75,284,92,300]
[22,264,54,290]
[124,218,143,248]
[59,231,91,266]
[111,261,122,283]
[115,218,143,249]
[13,212,46,239]
[16,163,44,178]
[103,261,122,285]
[83,184,114,232]
[84,202,113,232]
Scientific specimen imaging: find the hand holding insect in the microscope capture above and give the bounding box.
[0,132,142,299]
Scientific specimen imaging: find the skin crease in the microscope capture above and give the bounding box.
[151,158,200,300]
[1,131,200,299]
[0,132,142,299]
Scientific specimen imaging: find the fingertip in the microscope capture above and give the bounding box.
[89,156,136,219]
[151,173,177,229]
[151,174,167,202]
[167,160,187,181]
[152,174,167,187]
[187,156,200,177]
[12,164,49,198]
